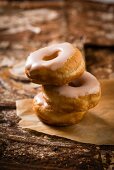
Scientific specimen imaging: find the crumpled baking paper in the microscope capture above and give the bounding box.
[16,79,114,145]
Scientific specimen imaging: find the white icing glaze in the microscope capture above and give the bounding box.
[55,71,101,98]
[25,42,75,71]
[34,92,48,107]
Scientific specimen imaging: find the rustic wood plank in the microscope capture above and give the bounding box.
[0,1,114,169]
[0,0,64,9]
[0,109,104,170]
[85,45,114,79]
[0,101,16,110]
[65,0,114,46]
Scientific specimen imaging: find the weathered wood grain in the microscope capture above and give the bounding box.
[0,1,114,169]
[65,0,114,46]
[0,109,104,170]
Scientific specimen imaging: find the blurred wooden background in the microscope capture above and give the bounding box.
[0,1,114,169]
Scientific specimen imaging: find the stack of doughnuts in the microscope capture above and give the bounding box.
[25,42,101,126]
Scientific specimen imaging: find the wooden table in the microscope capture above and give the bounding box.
[0,1,114,169]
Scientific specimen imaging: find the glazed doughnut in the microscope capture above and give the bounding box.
[43,71,101,112]
[33,92,86,126]
[25,42,85,85]
[25,42,101,126]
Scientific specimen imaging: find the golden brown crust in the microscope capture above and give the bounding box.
[43,86,101,112]
[25,43,101,126]
[33,92,86,126]
[25,48,85,85]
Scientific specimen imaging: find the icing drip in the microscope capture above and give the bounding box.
[34,92,48,107]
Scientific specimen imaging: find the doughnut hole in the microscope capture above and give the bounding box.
[69,79,82,87]
[43,51,60,61]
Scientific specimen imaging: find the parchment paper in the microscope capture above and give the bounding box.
[16,79,114,145]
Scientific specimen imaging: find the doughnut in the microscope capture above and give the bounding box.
[33,92,86,126]
[25,42,85,85]
[25,42,101,126]
[43,71,101,112]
